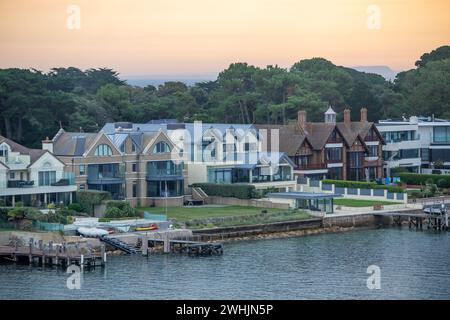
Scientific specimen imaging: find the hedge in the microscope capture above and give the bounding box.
[322,179,405,193]
[398,173,450,188]
[76,190,111,215]
[191,183,256,199]
[104,200,138,219]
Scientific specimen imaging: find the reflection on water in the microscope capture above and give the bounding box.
[0,228,449,299]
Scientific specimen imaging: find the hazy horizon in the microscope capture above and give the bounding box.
[1,0,449,76]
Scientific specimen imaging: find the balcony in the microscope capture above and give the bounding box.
[147,162,184,181]
[7,180,35,188]
[87,164,124,185]
[294,163,327,171]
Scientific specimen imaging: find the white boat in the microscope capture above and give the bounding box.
[77,227,109,238]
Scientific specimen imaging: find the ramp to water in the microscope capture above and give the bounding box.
[100,236,139,254]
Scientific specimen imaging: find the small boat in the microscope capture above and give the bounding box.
[77,227,109,238]
[135,224,158,231]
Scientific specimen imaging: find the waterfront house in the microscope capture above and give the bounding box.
[0,135,76,207]
[256,107,385,181]
[376,116,450,175]
[50,125,184,207]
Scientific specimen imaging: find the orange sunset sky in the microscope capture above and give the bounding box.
[0,0,449,77]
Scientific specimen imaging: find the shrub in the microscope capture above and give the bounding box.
[15,201,24,208]
[398,173,450,188]
[191,183,256,199]
[104,200,137,219]
[68,203,83,212]
[76,190,111,215]
[104,207,123,219]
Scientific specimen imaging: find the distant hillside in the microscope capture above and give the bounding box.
[353,66,398,81]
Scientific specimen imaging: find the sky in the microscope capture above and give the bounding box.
[0,0,449,79]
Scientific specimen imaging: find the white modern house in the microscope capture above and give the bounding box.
[376,116,450,175]
[0,136,76,207]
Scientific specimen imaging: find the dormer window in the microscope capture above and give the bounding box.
[153,141,171,154]
[95,144,113,156]
[0,144,9,159]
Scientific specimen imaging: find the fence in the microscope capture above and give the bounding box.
[296,178,408,203]
[34,221,65,232]
[143,212,168,221]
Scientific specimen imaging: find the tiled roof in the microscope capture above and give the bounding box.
[52,130,98,156]
[0,135,46,165]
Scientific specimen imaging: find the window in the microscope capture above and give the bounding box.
[131,143,136,153]
[132,163,138,172]
[79,184,85,190]
[153,141,171,154]
[421,148,430,161]
[10,172,15,179]
[0,144,9,159]
[79,164,85,175]
[368,146,378,157]
[132,181,137,198]
[38,171,56,186]
[326,148,342,162]
[95,144,113,156]
[434,127,450,144]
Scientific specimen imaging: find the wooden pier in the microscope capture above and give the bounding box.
[374,211,449,231]
[140,237,224,256]
[0,238,106,268]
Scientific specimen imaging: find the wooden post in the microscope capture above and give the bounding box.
[163,233,170,253]
[141,237,148,256]
[101,245,106,266]
[28,238,33,265]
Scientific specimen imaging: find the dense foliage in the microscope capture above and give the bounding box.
[192,183,256,199]
[76,190,111,215]
[0,46,449,148]
[398,173,450,188]
[104,200,138,219]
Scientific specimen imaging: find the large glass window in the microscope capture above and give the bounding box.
[148,161,182,176]
[433,127,450,144]
[431,149,450,162]
[147,180,183,197]
[38,171,56,186]
[327,167,342,180]
[95,144,113,156]
[348,152,363,168]
[208,168,232,183]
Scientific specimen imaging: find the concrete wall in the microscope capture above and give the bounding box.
[205,196,290,209]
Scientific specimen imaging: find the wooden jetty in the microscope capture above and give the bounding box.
[0,238,106,267]
[374,210,449,231]
[140,236,223,256]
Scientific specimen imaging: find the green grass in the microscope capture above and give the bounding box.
[334,199,402,207]
[139,205,285,222]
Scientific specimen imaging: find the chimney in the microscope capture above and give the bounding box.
[343,108,351,125]
[297,110,307,129]
[360,107,368,122]
[42,137,53,153]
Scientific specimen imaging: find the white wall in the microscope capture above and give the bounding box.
[28,152,65,183]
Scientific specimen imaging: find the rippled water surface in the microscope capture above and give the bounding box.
[1,228,449,299]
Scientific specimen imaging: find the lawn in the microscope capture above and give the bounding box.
[334,199,402,207]
[139,205,285,222]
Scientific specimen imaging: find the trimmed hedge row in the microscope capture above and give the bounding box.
[322,179,405,193]
[191,183,256,199]
[398,173,450,188]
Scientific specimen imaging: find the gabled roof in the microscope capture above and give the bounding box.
[0,135,46,165]
[52,130,98,156]
[255,124,315,156]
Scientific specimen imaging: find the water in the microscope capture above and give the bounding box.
[1,228,450,300]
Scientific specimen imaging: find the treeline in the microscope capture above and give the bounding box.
[0,46,449,148]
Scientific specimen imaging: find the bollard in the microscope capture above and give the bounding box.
[101,245,106,266]
[163,233,170,253]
